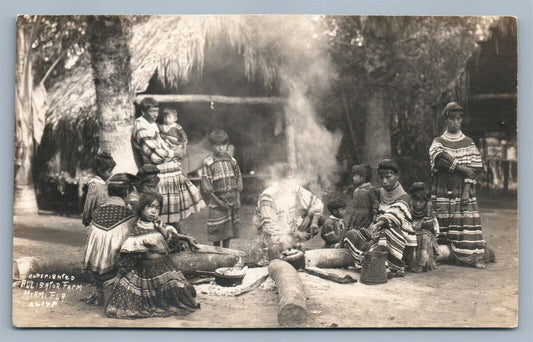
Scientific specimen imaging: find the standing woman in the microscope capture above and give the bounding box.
[429,102,486,269]
[131,98,205,230]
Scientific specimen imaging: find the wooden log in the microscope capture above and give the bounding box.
[135,94,286,105]
[268,259,307,326]
[234,274,269,297]
[304,267,357,284]
[170,251,239,276]
[193,244,247,257]
[305,248,354,268]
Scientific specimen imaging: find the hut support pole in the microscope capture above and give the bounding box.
[284,109,297,169]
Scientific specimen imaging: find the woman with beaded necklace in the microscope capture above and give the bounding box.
[429,102,486,269]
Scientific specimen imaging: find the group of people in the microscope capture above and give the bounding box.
[254,101,490,277]
[78,98,491,319]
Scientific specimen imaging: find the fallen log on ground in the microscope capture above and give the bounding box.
[193,244,247,257]
[170,251,239,276]
[304,248,354,268]
[304,267,357,284]
[268,259,307,327]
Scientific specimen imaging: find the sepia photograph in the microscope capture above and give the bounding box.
[12,14,518,328]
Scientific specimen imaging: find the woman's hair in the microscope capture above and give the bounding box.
[107,173,134,198]
[442,102,464,119]
[140,97,158,112]
[136,192,163,217]
[208,129,229,145]
[351,164,372,182]
[92,151,116,177]
[377,159,400,175]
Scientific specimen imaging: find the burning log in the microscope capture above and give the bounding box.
[268,259,307,326]
[170,251,239,277]
[234,274,270,297]
[304,248,354,268]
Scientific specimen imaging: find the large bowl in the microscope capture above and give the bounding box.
[214,267,246,287]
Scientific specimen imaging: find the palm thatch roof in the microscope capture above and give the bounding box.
[42,15,326,179]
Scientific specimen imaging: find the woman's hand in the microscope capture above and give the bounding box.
[458,165,476,179]
[104,275,121,288]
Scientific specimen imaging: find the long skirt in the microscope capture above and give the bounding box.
[432,172,485,265]
[157,161,206,224]
[344,228,406,273]
[105,256,198,319]
[207,203,239,242]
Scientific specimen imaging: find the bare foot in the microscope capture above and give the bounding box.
[474,262,486,269]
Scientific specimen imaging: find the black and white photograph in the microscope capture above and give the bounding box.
[12,14,518,328]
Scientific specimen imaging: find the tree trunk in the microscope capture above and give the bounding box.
[14,17,39,215]
[362,86,391,168]
[88,16,136,173]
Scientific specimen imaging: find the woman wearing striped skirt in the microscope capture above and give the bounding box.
[131,98,205,229]
[429,102,486,269]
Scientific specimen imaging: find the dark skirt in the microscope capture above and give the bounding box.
[105,255,197,319]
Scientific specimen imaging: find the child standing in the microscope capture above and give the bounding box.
[105,192,198,318]
[158,107,188,160]
[201,130,243,248]
[82,152,116,227]
[348,164,379,231]
[321,197,348,248]
[408,182,440,272]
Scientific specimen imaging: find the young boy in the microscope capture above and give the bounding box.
[348,164,379,231]
[200,130,243,248]
[158,107,188,160]
[408,182,440,272]
[321,197,348,248]
[82,152,116,227]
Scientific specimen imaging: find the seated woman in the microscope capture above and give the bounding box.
[344,159,417,277]
[105,192,199,319]
[254,163,324,260]
[81,173,137,306]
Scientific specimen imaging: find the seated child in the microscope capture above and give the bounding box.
[200,130,243,249]
[105,192,199,318]
[321,197,348,248]
[158,107,188,160]
[82,151,116,227]
[348,164,379,231]
[408,182,440,272]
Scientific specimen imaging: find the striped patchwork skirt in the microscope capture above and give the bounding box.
[105,255,197,319]
[207,202,240,242]
[344,228,406,273]
[431,172,485,265]
[157,161,206,224]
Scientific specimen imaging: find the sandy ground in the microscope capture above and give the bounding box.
[12,200,518,328]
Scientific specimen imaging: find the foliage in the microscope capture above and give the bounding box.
[321,16,497,186]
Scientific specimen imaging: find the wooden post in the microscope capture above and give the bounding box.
[268,259,307,326]
[284,109,297,169]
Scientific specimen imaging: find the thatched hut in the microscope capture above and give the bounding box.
[39,15,339,209]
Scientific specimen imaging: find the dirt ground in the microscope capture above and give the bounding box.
[12,198,518,328]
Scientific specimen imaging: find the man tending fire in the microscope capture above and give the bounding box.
[254,163,324,260]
